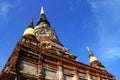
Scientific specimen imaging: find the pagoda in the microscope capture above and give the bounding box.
[0,6,115,80]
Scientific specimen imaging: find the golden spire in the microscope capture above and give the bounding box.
[23,19,34,36]
[86,46,98,63]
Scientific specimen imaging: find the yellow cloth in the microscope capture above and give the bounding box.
[90,56,98,63]
[23,28,34,35]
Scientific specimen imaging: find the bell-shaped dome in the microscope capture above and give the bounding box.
[90,56,98,63]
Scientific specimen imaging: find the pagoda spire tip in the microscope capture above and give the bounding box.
[86,46,90,51]
[41,6,45,14]
[86,45,94,56]
[29,18,33,27]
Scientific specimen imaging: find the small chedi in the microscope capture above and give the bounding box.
[0,6,115,80]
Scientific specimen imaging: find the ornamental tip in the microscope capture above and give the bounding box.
[41,6,45,14]
[86,46,90,51]
[86,45,94,56]
[29,18,34,27]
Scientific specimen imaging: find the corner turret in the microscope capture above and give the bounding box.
[23,19,34,36]
[87,46,105,70]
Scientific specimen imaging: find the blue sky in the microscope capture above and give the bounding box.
[0,0,120,79]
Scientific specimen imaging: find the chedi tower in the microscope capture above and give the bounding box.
[0,6,115,80]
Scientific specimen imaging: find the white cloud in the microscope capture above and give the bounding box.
[15,0,22,6]
[69,0,81,11]
[0,0,22,19]
[0,2,12,18]
[87,0,120,61]
[104,48,120,59]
